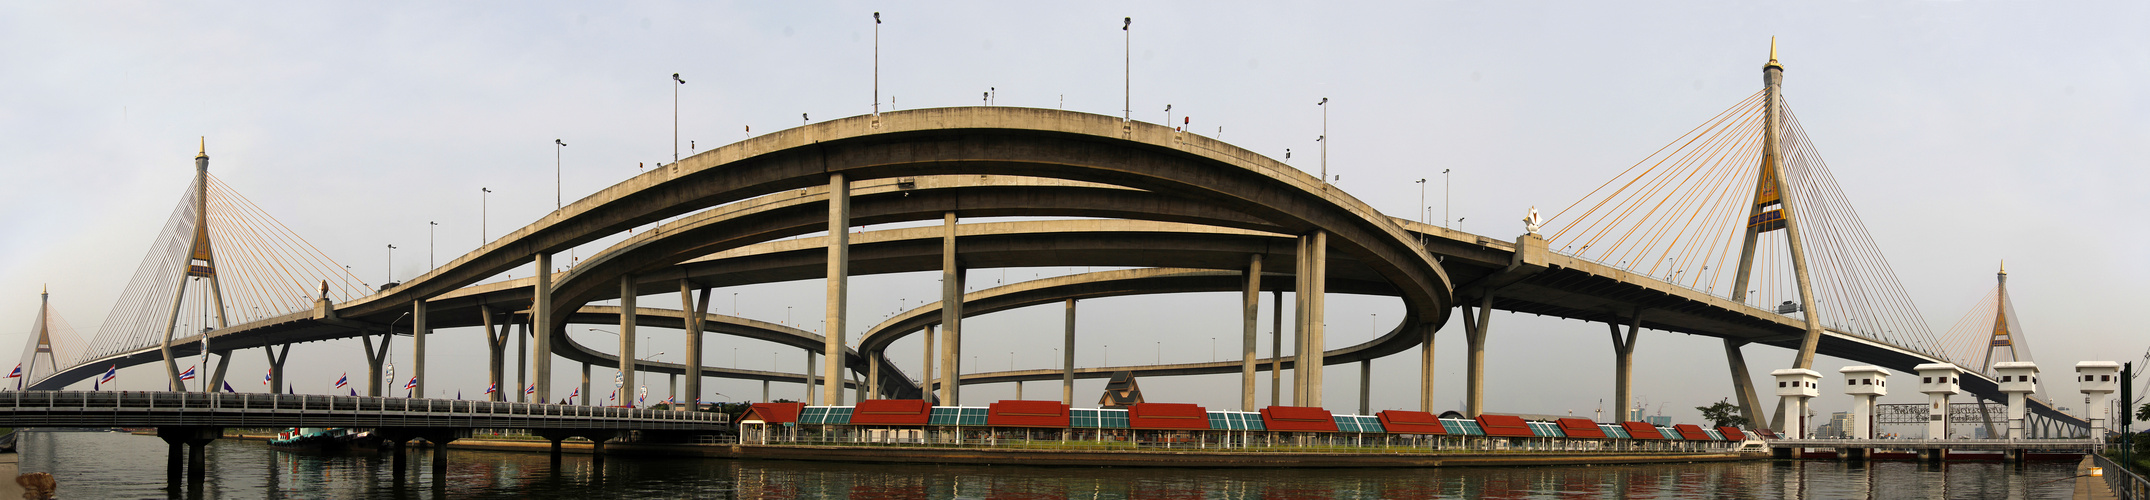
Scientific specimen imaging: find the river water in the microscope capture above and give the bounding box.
[14,430,2078,499]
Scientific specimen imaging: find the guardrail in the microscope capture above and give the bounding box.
[1768,437,2096,451]
[0,391,728,431]
[2094,453,2149,500]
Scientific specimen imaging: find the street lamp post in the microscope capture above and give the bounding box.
[1443,168,1452,228]
[428,221,437,269]
[873,12,882,116]
[1122,17,1131,122]
[673,73,686,163]
[1318,98,1329,185]
[385,244,396,283]
[480,187,490,243]
[554,140,566,210]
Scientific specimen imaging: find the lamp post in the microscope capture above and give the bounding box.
[1318,97,1329,185]
[554,139,566,210]
[1416,178,1427,245]
[873,12,882,116]
[480,187,491,243]
[673,73,686,163]
[1122,17,1131,122]
[428,221,437,269]
[1443,168,1452,228]
[385,244,396,283]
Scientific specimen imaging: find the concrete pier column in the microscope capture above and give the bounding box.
[1462,295,1492,417]
[1271,290,1283,407]
[1063,300,1076,405]
[482,305,506,401]
[412,299,429,397]
[1307,231,1327,408]
[165,439,183,485]
[362,328,388,397]
[1358,360,1371,415]
[390,438,408,478]
[762,379,770,403]
[1293,235,1309,406]
[868,352,882,399]
[1916,363,1962,439]
[1840,366,1889,439]
[939,212,965,406]
[1994,361,2039,439]
[532,253,554,402]
[264,344,290,394]
[618,275,638,403]
[187,441,208,484]
[1609,315,1641,421]
[580,362,591,406]
[516,320,529,403]
[1241,254,1262,411]
[1724,340,1764,430]
[805,351,816,404]
[681,281,709,409]
[921,325,936,403]
[1419,322,1436,413]
[824,172,852,407]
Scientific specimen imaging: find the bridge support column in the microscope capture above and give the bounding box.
[1308,231,1327,408]
[868,352,881,399]
[681,281,709,410]
[1294,236,1308,406]
[421,429,466,477]
[482,305,508,401]
[1724,340,1764,430]
[1419,321,1436,413]
[533,252,554,403]
[824,172,851,407]
[156,427,219,487]
[362,328,389,397]
[580,362,591,406]
[208,351,231,392]
[921,325,935,404]
[1358,360,1371,415]
[1063,300,1076,405]
[618,275,637,406]
[939,212,965,406]
[1241,254,1261,412]
[517,319,529,403]
[263,344,290,394]
[1272,290,1283,407]
[1609,315,1641,421]
[805,351,816,404]
[413,299,428,397]
[1461,295,1492,417]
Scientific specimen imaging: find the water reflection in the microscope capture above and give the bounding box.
[11,431,2079,499]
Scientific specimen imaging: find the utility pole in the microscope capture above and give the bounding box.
[554,139,566,210]
[1122,17,1131,122]
[1317,98,1329,185]
[673,73,686,163]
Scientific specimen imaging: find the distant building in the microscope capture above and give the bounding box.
[1818,411,1853,438]
[1644,415,1671,427]
[1097,371,1144,409]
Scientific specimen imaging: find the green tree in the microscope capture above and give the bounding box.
[1697,398,1749,428]
[2136,402,2149,424]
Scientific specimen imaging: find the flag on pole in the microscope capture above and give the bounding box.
[7,364,21,378]
[262,370,272,385]
[99,365,117,384]
[221,381,236,393]
[349,388,358,397]
[404,377,417,390]
[456,390,463,400]
[524,383,535,395]
[483,383,497,395]
[608,389,617,402]
[179,366,197,381]
[333,373,348,388]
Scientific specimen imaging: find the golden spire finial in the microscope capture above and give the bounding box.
[1764,37,1784,71]
[1998,260,2006,276]
[197,136,208,159]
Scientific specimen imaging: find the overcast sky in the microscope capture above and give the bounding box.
[2,2,2144,428]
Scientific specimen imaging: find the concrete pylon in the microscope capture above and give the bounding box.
[2076,361,2121,443]
[1771,368,1820,439]
[1993,361,2039,439]
[1915,363,1962,439]
[1839,366,1889,439]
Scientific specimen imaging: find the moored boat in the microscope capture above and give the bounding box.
[268,427,367,455]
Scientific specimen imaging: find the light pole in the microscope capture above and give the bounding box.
[480,187,491,243]
[1165,104,1172,126]
[1210,337,1216,362]
[873,12,882,116]
[732,292,739,315]
[673,73,685,163]
[385,244,396,283]
[428,221,437,269]
[1053,347,1060,369]
[554,139,566,210]
[1317,97,1329,185]
[1155,341,1161,364]
[1122,17,1131,122]
[1443,168,1452,228]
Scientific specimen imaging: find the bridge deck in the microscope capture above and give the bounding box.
[0,391,727,431]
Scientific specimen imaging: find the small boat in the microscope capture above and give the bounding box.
[267,427,365,455]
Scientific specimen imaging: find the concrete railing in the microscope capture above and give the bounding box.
[1769,437,2096,451]
[0,391,728,431]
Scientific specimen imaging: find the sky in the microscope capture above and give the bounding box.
[1,2,2145,429]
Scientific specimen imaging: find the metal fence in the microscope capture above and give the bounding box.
[2094,453,2150,500]
[0,391,728,431]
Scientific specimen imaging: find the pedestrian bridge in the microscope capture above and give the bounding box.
[0,390,726,431]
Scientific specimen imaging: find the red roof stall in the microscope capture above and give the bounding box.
[1555,418,1607,438]
[987,400,1072,428]
[1475,414,1535,438]
[1618,421,1664,440]
[1672,424,1713,441]
[1752,428,1779,439]
[1127,403,1211,430]
[847,399,933,426]
[1376,410,1446,435]
[1716,426,1747,441]
[740,402,805,424]
[1260,406,1339,432]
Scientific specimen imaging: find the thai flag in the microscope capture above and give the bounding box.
[333,373,348,388]
[608,389,617,402]
[570,387,580,398]
[483,383,497,394]
[403,377,417,390]
[262,370,272,385]
[7,364,21,378]
[663,395,675,405]
[524,383,535,395]
[179,366,197,381]
[99,365,117,384]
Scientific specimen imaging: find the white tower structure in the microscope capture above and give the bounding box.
[1993,361,2039,440]
[1915,363,1962,439]
[1839,366,1889,439]
[1772,368,1821,439]
[2076,361,2120,443]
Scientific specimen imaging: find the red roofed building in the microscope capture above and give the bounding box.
[1619,421,1664,440]
[740,402,805,424]
[1127,403,1210,430]
[1475,414,1535,438]
[988,400,1072,428]
[1259,406,1338,433]
[1672,424,1713,441]
[1375,410,1446,435]
[848,399,932,426]
[1717,426,1747,441]
[1555,418,1607,438]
